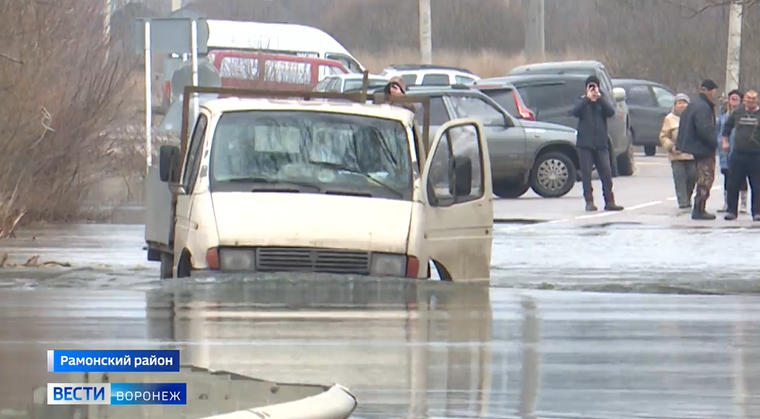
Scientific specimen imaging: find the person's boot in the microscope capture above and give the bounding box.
[585,199,598,212]
[604,194,624,211]
[692,199,716,220]
[724,212,738,221]
[740,190,748,214]
[717,191,728,213]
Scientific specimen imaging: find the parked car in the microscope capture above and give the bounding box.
[506,60,635,176]
[405,85,579,198]
[613,79,676,156]
[471,80,536,121]
[381,64,480,87]
[314,74,390,93]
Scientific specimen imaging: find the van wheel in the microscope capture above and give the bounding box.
[530,151,576,198]
[176,252,192,278]
[159,252,173,279]
[493,181,530,199]
[644,145,657,156]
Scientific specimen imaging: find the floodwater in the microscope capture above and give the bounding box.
[1,224,760,418]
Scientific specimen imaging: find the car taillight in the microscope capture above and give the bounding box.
[514,94,535,120]
[163,82,172,102]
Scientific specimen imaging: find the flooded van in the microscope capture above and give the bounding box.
[144,86,494,282]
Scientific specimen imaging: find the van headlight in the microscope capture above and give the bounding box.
[219,248,256,271]
[370,253,407,277]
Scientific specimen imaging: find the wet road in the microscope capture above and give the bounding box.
[2,154,760,418]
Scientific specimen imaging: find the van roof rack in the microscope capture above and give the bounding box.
[178,71,432,162]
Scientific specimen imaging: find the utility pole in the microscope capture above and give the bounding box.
[523,0,545,60]
[419,0,432,64]
[725,0,742,93]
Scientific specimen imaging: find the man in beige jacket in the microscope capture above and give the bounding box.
[660,93,697,209]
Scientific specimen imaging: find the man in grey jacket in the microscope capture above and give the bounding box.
[720,90,760,221]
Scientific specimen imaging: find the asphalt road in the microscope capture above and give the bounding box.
[495,153,752,229]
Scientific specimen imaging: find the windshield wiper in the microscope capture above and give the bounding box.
[223,177,322,191]
[308,161,403,198]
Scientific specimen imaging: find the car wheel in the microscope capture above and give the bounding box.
[493,181,530,199]
[530,151,576,198]
[616,140,635,177]
[644,145,657,156]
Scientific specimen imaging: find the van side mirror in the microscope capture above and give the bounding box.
[159,145,181,183]
[451,155,472,196]
[613,87,627,102]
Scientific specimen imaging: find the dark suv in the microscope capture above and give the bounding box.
[404,85,580,199]
[505,61,634,177]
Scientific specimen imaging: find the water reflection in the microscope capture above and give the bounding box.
[143,279,497,419]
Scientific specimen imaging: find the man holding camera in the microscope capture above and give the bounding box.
[571,75,624,212]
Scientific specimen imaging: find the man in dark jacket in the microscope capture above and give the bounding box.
[720,89,760,221]
[571,75,624,212]
[676,79,720,220]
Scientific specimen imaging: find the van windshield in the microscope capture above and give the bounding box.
[209,111,413,200]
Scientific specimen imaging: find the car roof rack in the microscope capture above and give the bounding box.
[178,71,433,164]
[385,64,475,74]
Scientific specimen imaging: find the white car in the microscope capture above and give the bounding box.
[381,64,480,87]
[314,74,391,93]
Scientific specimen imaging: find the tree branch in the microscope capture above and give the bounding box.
[0,52,22,64]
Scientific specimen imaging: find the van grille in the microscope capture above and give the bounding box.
[255,247,371,274]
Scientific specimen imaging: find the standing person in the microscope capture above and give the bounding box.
[660,93,696,209]
[720,90,760,221]
[571,75,624,212]
[716,89,747,213]
[676,79,720,220]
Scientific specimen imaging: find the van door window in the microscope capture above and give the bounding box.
[183,114,209,194]
[325,53,362,73]
[264,61,311,84]
[426,125,484,206]
[220,57,259,79]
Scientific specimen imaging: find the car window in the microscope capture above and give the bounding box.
[652,86,675,108]
[480,89,519,116]
[326,78,341,92]
[421,74,450,86]
[625,85,657,107]
[455,75,476,85]
[518,81,584,110]
[401,74,418,87]
[415,97,450,126]
[449,95,504,125]
[314,78,332,92]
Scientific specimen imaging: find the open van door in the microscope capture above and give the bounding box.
[421,118,493,282]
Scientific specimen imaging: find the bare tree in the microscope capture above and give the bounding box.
[0,0,136,234]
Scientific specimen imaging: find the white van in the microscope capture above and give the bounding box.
[204,20,365,73]
[144,87,494,282]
